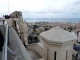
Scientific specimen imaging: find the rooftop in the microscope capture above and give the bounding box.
[40,27,77,44]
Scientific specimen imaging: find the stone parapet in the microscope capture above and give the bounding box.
[8,27,32,60]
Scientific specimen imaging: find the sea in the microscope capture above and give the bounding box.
[24,18,80,23]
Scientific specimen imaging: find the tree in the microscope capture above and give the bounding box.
[64,28,66,30]
[68,26,73,31]
[32,25,39,32]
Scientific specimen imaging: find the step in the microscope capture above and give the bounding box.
[37,58,44,60]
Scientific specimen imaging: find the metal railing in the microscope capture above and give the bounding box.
[2,24,8,60]
[1,24,16,60]
[73,49,80,59]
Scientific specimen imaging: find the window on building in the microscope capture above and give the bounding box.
[66,51,68,60]
[54,51,56,60]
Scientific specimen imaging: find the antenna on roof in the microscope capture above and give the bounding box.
[8,0,10,15]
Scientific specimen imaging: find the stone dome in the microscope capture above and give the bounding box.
[40,27,77,44]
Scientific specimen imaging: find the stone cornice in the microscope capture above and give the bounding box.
[40,35,77,47]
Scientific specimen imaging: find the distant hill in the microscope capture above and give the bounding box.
[24,18,80,23]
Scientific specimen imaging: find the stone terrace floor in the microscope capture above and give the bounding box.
[28,50,42,60]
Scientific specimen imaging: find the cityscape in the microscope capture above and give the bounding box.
[0,0,80,60]
[0,11,79,60]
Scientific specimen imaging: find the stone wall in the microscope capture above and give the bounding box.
[8,27,32,60]
[9,11,22,18]
[48,44,73,60]
[27,43,45,59]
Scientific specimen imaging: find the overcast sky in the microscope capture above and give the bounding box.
[0,0,80,18]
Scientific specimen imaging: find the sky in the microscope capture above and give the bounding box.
[0,0,80,18]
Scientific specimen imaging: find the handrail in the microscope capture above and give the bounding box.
[2,24,8,60]
[73,49,80,59]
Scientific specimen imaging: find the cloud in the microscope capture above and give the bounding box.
[0,0,80,18]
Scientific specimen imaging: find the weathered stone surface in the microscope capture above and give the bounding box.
[28,50,42,60]
[9,27,32,60]
[39,27,77,60]
[9,11,22,18]
[40,27,77,44]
